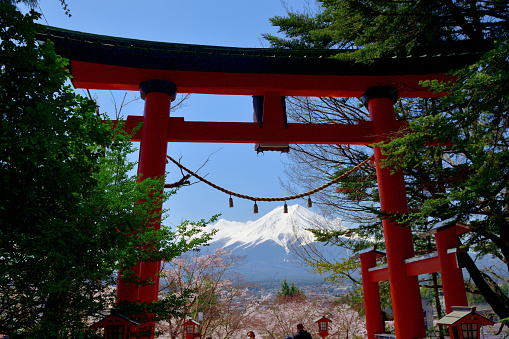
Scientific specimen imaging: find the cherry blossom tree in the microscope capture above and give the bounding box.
[156,249,367,339]
[157,248,261,339]
[329,303,367,339]
[249,298,319,339]
[248,297,366,339]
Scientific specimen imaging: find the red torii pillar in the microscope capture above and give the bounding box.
[435,225,469,314]
[359,225,471,338]
[360,249,385,337]
[436,225,469,339]
[116,80,177,338]
[362,87,427,339]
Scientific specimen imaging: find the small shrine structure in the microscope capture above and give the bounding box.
[91,309,141,339]
[437,306,495,339]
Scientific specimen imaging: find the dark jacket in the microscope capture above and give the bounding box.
[293,330,312,339]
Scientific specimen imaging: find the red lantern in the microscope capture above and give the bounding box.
[314,316,332,339]
[182,319,201,339]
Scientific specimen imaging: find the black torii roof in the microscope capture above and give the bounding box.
[35,26,494,97]
[36,26,491,77]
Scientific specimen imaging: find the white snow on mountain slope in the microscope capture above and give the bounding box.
[205,204,347,253]
[199,204,361,282]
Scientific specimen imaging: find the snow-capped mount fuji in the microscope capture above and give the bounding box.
[201,204,348,282]
[207,204,345,252]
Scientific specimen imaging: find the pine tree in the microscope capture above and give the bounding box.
[276,279,305,300]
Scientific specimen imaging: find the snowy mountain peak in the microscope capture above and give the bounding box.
[206,204,345,253]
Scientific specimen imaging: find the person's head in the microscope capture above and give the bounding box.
[247,331,255,338]
[285,336,292,339]
[296,324,304,331]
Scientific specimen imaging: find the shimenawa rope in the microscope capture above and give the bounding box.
[166,155,373,202]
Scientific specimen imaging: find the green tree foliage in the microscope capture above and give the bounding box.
[276,279,305,301]
[4,0,71,17]
[264,0,509,323]
[379,35,509,324]
[0,4,215,337]
[264,0,507,60]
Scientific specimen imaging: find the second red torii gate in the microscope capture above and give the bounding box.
[360,224,470,338]
[37,27,492,339]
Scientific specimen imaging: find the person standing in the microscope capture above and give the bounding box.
[292,324,312,339]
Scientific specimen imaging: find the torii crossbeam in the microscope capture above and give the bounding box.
[37,27,491,339]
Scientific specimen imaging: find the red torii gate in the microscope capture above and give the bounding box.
[38,27,491,339]
[360,224,471,338]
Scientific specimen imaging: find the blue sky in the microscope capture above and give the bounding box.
[32,0,320,226]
